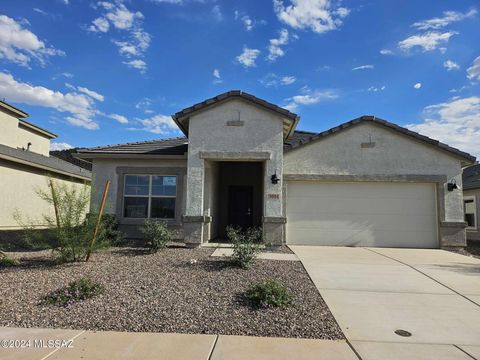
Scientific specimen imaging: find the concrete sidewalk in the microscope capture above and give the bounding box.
[0,327,358,360]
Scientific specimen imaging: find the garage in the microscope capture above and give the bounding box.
[286,181,438,248]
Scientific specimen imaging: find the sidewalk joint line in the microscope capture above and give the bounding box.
[40,330,86,360]
[208,335,219,360]
[454,344,478,360]
[365,248,480,308]
[345,339,363,360]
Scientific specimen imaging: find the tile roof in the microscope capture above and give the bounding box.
[77,136,188,155]
[463,164,480,190]
[0,144,91,180]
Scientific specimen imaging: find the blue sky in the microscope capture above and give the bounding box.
[0,0,479,157]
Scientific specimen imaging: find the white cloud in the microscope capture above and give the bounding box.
[412,9,477,30]
[50,142,73,151]
[33,8,48,16]
[406,96,480,157]
[273,0,350,34]
[398,31,456,52]
[132,114,180,134]
[213,68,222,84]
[108,113,128,124]
[212,5,223,22]
[284,87,337,111]
[77,86,104,102]
[124,59,147,72]
[414,82,422,89]
[467,56,480,81]
[0,15,64,67]
[352,64,374,71]
[380,49,394,55]
[267,29,289,61]
[242,15,253,31]
[367,85,386,92]
[88,2,150,72]
[236,46,260,67]
[260,73,296,87]
[0,72,100,130]
[443,60,460,71]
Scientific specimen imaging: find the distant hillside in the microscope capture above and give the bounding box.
[50,148,92,171]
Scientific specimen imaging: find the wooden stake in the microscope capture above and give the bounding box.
[85,180,110,262]
[49,179,60,228]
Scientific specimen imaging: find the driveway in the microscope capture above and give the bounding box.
[291,246,480,360]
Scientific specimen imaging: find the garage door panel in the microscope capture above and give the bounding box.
[286,182,438,248]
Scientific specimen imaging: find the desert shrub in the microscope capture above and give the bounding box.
[0,251,19,267]
[42,277,104,307]
[246,280,292,308]
[97,214,124,246]
[141,219,173,252]
[227,226,262,269]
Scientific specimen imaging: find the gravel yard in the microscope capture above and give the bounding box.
[0,247,343,339]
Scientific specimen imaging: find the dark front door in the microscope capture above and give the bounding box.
[228,186,253,230]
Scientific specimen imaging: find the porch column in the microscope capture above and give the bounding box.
[183,155,206,246]
[262,154,285,245]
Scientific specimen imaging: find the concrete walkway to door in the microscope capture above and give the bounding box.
[291,246,480,360]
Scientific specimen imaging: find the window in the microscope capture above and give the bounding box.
[464,196,476,229]
[124,175,177,219]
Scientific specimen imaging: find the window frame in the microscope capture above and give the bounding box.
[123,174,177,219]
[464,195,477,230]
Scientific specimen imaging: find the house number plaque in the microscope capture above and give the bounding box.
[268,194,280,200]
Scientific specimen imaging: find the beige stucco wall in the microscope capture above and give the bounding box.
[464,188,480,241]
[0,111,51,156]
[284,122,465,223]
[185,99,285,218]
[0,159,89,229]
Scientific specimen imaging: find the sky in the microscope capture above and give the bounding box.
[0,0,479,157]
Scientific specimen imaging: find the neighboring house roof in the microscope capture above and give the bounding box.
[0,100,57,139]
[50,148,93,171]
[0,144,91,181]
[284,115,476,165]
[463,164,480,190]
[0,100,28,118]
[172,90,300,139]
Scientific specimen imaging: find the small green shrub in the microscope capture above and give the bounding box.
[42,277,103,306]
[97,214,124,246]
[141,219,173,252]
[227,226,262,269]
[246,280,293,308]
[0,252,19,267]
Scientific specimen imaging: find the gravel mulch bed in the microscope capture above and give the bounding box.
[0,247,343,339]
[448,240,480,259]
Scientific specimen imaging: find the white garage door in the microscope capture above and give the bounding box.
[286,181,438,248]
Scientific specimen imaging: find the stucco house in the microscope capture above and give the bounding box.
[76,91,475,249]
[463,164,480,242]
[0,101,91,234]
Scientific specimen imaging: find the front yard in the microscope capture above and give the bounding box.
[0,247,343,339]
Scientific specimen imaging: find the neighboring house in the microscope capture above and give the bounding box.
[76,91,475,249]
[0,101,91,232]
[463,164,480,242]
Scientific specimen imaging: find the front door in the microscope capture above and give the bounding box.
[228,186,253,230]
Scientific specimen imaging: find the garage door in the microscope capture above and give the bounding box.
[286,181,438,248]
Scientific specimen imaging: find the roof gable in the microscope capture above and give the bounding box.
[285,116,475,165]
[172,90,299,139]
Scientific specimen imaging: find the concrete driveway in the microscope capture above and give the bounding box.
[291,246,480,360]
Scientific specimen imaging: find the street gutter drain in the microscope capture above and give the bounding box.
[395,329,412,337]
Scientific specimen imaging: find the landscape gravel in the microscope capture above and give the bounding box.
[0,247,343,339]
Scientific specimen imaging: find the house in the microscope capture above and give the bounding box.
[463,164,480,242]
[75,91,475,249]
[0,101,91,234]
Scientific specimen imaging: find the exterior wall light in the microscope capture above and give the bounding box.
[271,172,280,184]
[447,179,458,192]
